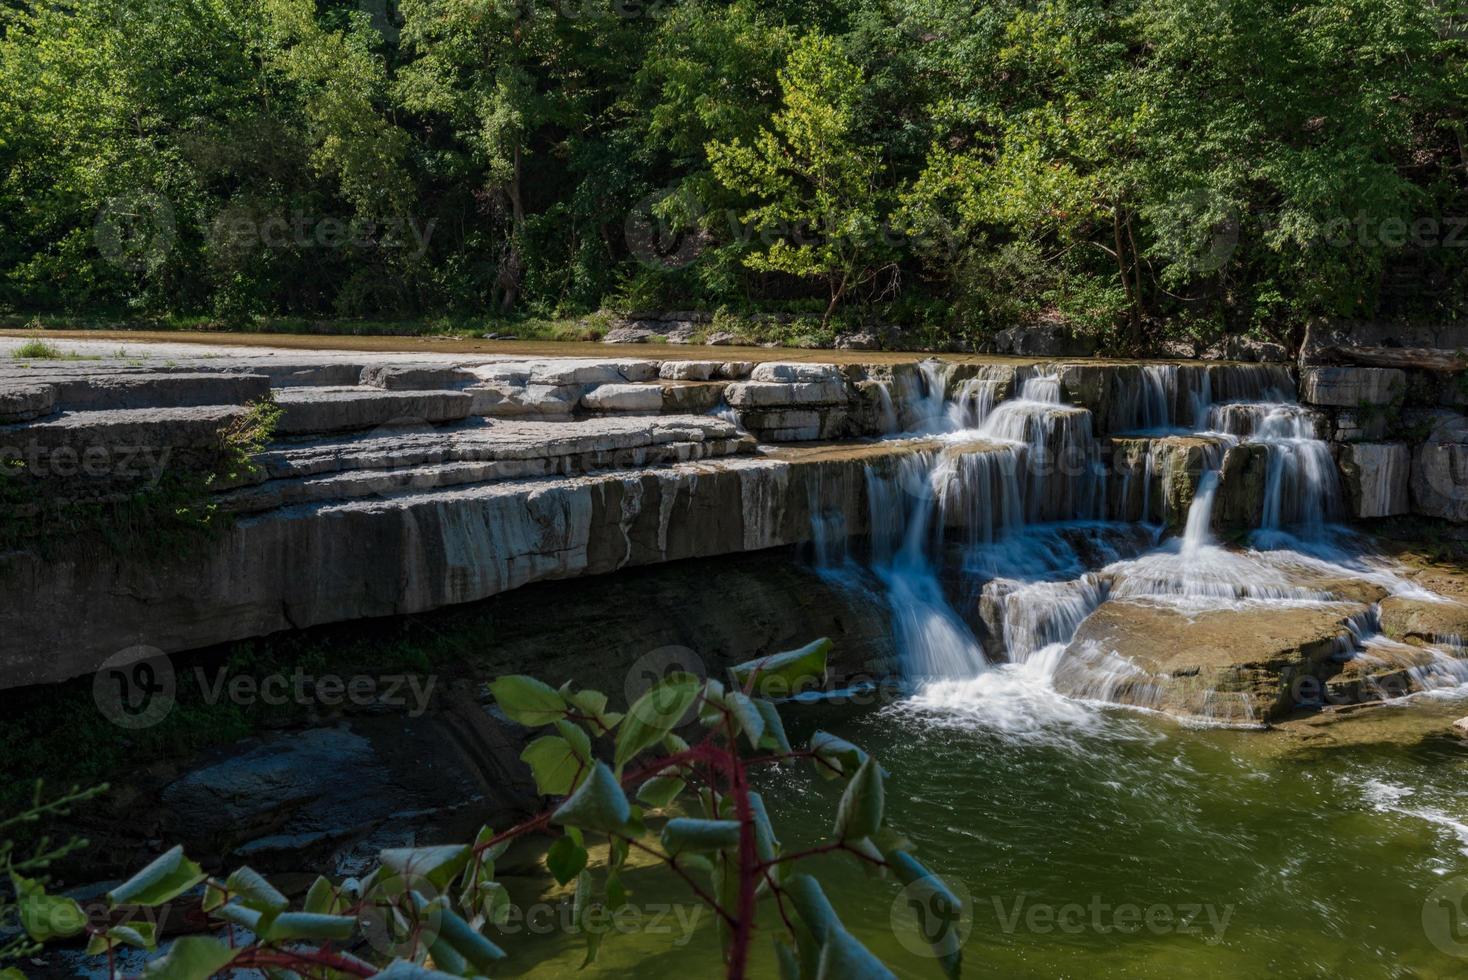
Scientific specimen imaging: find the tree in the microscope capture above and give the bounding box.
[708,32,893,328]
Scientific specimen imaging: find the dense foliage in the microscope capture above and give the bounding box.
[2,640,965,979]
[2,0,1465,349]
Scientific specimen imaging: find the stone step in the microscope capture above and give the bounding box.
[1,405,248,453]
[579,381,730,415]
[273,387,474,435]
[0,371,271,419]
[252,415,752,482]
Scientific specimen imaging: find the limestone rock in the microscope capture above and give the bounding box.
[836,332,880,351]
[0,383,56,423]
[2,405,247,453]
[580,384,663,413]
[527,359,660,386]
[1410,411,1468,523]
[468,382,578,418]
[705,331,750,347]
[724,380,848,408]
[661,381,728,414]
[1378,595,1468,647]
[274,388,473,435]
[1056,598,1369,722]
[1455,717,1468,736]
[1301,320,1468,373]
[1215,443,1269,529]
[603,326,655,344]
[992,321,1098,357]
[361,364,479,390]
[750,362,842,384]
[54,372,271,412]
[1337,442,1411,518]
[660,361,719,381]
[719,362,755,379]
[1300,366,1405,407]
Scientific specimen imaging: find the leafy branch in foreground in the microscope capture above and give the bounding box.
[4,638,965,979]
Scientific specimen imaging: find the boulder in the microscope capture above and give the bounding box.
[603,326,655,344]
[705,331,751,347]
[992,321,1098,357]
[1456,717,1468,736]
[1055,598,1369,723]
[1337,442,1411,518]
[663,324,698,344]
[1299,366,1405,407]
[719,362,755,379]
[835,332,880,351]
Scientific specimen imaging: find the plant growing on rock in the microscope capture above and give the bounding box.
[5,639,965,978]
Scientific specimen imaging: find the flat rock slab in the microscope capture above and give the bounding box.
[0,383,56,423]
[725,380,849,408]
[53,372,271,411]
[274,387,473,434]
[0,405,247,451]
[1378,595,1468,646]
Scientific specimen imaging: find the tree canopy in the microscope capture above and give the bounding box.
[2,0,1464,349]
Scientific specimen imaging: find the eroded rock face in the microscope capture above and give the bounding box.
[1411,412,1468,523]
[1300,366,1405,407]
[1338,443,1411,518]
[1056,598,1368,723]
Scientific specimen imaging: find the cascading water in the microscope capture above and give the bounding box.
[804,358,1467,727]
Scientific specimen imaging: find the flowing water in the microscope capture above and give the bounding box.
[513,361,1468,978]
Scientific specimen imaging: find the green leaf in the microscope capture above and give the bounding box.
[553,761,631,833]
[755,699,792,753]
[731,638,831,697]
[380,845,471,892]
[773,937,801,980]
[815,927,898,979]
[303,876,337,915]
[888,850,964,979]
[85,922,157,955]
[554,718,593,762]
[660,817,742,854]
[0,968,27,980]
[748,792,780,864]
[614,673,702,768]
[13,875,87,941]
[261,912,358,942]
[222,866,288,914]
[141,936,237,980]
[546,835,589,886]
[429,898,507,971]
[833,756,884,841]
[809,731,869,780]
[108,846,207,908]
[785,874,838,944]
[490,675,567,727]
[636,775,687,808]
[210,901,262,931]
[374,961,462,980]
[474,880,513,925]
[521,735,585,797]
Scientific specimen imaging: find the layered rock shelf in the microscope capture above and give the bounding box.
[2,338,1465,693]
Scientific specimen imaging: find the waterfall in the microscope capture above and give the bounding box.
[1180,470,1220,556]
[945,378,1000,431]
[1206,392,1342,534]
[978,376,1107,523]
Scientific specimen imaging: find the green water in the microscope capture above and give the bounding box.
[504,696,1468,979]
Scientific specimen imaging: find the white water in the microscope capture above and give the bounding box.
[811,362,1468,731]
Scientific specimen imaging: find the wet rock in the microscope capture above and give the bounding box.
[1300,366,1405,407]
[1108,436,1220,526]
[1378,595,1468,647]
[1056,598,1370,723]
[1337,442,1411,518]
[1215,443,1269,529]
